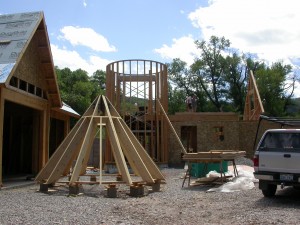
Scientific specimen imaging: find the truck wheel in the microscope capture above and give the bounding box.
[262,184,277,197]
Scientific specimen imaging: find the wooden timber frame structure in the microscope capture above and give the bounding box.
[106,60,169,164]
[0,11,79,187]
[35,95,165,189]
[243,70,265,120]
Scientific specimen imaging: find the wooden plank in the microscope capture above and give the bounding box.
[0,89,4,187]
[104,97,163,180]
[46,120,89,184]
[250,70,264,112]
[41,106,49,167]
[2,87,47,111]
[70,120,98,184]
[157,99,187,154]
[118,118,165,180]
[79,118,100,175]
[36,117,89,184]
[114,118,154,183]
[102,96,132,185]
[35,117,85,181]
[243,70,264,121]
[118,75,156,82]
[70,96,102,184]
[57,180,127,185]
[99,117,103,184]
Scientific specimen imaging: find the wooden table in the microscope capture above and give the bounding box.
[181,150,246,187]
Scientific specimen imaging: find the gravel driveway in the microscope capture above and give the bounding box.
[1,165,300,225]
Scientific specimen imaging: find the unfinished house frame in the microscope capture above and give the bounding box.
[243,70,265,120]
[0,11,79,187]
[105,60,169,164]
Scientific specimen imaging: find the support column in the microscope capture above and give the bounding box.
[0,89,4,187]
[39,108,49,170]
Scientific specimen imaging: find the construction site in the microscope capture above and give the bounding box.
[0,11,282,197]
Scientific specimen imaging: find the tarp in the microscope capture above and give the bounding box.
[207,165,258,192]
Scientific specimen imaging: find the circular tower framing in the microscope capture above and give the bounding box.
[106,59,169,164]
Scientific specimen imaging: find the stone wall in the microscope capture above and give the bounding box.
[168,115,284,166]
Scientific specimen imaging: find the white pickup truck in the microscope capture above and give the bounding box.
[253,127,300,197]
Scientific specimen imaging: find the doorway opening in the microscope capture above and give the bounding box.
[2,101,41,178]
[181,126,197,153]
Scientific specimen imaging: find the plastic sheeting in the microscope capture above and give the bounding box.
[207,166,258,192]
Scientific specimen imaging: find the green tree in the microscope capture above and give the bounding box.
[255,62,293,116]
[191,36,230,111]
[168,84,186,114]
[223,53,248,113]
[90,69,106,100]
[167,58,208,112]
[91,70,106,89]
[56,67,104,115]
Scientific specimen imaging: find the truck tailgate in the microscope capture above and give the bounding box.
[259,151,300,173]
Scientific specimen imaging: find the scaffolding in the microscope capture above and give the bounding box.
[106,59,169,164]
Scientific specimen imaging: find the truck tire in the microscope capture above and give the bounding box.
[262,184,277,197]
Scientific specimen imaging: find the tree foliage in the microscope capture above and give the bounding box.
[255,62,294,116]
[167,35,296,117]
[191,36,230,111]
[55,67,106,115]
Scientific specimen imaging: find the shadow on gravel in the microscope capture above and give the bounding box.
[255,187,300,208]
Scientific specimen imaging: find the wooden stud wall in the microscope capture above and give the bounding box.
[106,60,169,164]
[243,70,264,121]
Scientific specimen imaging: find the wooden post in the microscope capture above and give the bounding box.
[0,89,4,187]
[99,117,104,185]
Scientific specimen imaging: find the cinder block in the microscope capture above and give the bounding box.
[39,183,49,192]
[129,184,145,197]
[69,185,79,195]
[106,184,118,198]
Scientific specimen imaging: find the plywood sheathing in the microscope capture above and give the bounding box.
[1,11,62,108]
[35,95,165,186]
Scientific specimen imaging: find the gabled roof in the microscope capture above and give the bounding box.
[0,11,62,107]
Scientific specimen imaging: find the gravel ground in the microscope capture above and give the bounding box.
[1,158,300,225]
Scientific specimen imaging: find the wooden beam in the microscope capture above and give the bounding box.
[35,117,88,182]
[114,118,154,183]
[2,88,47,111]
[118,118,165,180]
[243,70,264,121]
[0,89,4,187]
[70,96,102,184]
[118,75,156,82]
[157,99,187,154]
[70,118,98,184]
[102,96,132,185]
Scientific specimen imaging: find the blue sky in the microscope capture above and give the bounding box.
[1,0,300,91]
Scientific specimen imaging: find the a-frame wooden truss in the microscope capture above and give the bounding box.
[35,95,165,187]
[243,70,265,120]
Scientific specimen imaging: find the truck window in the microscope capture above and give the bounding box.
[261,133,281,149]
[260,132,300,150]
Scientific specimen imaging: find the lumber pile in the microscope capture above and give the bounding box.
[182,150,246,161]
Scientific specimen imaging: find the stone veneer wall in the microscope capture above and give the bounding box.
[168,119,284,165]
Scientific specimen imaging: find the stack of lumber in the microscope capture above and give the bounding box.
[182,150,246,161]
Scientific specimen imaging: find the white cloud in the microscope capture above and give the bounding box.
[83,0,87,7]
[188,0,300,64]
[59,26,117,52]
[51,44,111,75]
[154,35,200,65]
